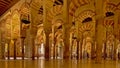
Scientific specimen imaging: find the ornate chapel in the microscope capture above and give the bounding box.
[0,0,120,67]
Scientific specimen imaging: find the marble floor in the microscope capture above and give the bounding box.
[0,59,120,68]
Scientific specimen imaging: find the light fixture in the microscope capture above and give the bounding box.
[21,0,30,24]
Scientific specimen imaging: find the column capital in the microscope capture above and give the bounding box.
[44,27,52,34]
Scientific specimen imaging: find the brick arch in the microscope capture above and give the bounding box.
[34,14,43,25]
[19,2,30,24]
[105,2,120,13]
[76,10,95,23]
[53,19,63,39]
[19,2,30,15]
[69,0,90,16]
[53,19,63,26]
[103,19,114,27]
[47,5,63,22]
[79,23,93,32]
[76,10,95,33]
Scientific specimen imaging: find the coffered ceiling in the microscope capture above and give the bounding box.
[0,0,19,16]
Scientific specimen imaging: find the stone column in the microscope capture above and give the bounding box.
[63,28,70,59]
[53,41,55,59]
[77,39,80,59]
[20,27,26,60]
[43,0,52,60]
[79,39,83,59]
[30,2,40,60]
[44,32,50,59]
[91,39,95,59]
[52,27,55,59]
[0,28,5,59]
[95,19,104,63]
[8,42,10,60]
[63,0,71,59]
[31,35,35,60]
[113,12,119,60]
[13,39,17,60]
[1,40,5,59]
[6,40,10,60]
[30,26,37,60]
[21,37,25,60]
[95,0,104,63]
[36,44,39,59]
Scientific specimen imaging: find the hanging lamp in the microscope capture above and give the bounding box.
[21,0,30,24]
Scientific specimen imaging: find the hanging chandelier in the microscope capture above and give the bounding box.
[21,0,30,24]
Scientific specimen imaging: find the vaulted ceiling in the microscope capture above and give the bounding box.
[0,0,20,16]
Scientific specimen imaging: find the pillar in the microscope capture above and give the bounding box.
[30,1,42,60]
[31,36,35,60]
[91,40,95,59]
[95,19,104,63]
[113,12,119,60]
[79,39,83,59]
[43,0,52,60]
[95,0,104,63]
[103,41,106,60]
[13,39,17,60]
[53,42,55,59]
[77,39,80,59]
[30,28,36,60]
[21,37,25,60]
[44,32,50,59]
[20,23,27,60]
[6,40,10,60]
[52,26,55,59]
[8,42,10,60]
[0,29,5,59]
[36,44,39,59]
[1,41,5,59]
[63,0,71,59]
[113,39,118,60]
[63,28,70,59]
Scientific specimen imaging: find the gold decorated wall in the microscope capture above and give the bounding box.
[0,0,120,61]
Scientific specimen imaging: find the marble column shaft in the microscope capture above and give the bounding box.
[63,0,71,59]
[95,0,104,63]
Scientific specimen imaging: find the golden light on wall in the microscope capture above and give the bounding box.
[20,2,30,24]
[11,10,20,39]
[5,15,12,39]
[35,26,45,45]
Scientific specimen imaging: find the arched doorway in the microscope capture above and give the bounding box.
[54,30,64,59]
[35,25,45,59]
[82,31,92,59]
[106,34,114,59]
[51,19,64,59]
[71,39,77,59]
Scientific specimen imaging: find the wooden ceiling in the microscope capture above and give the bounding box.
[0,0,20,16]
